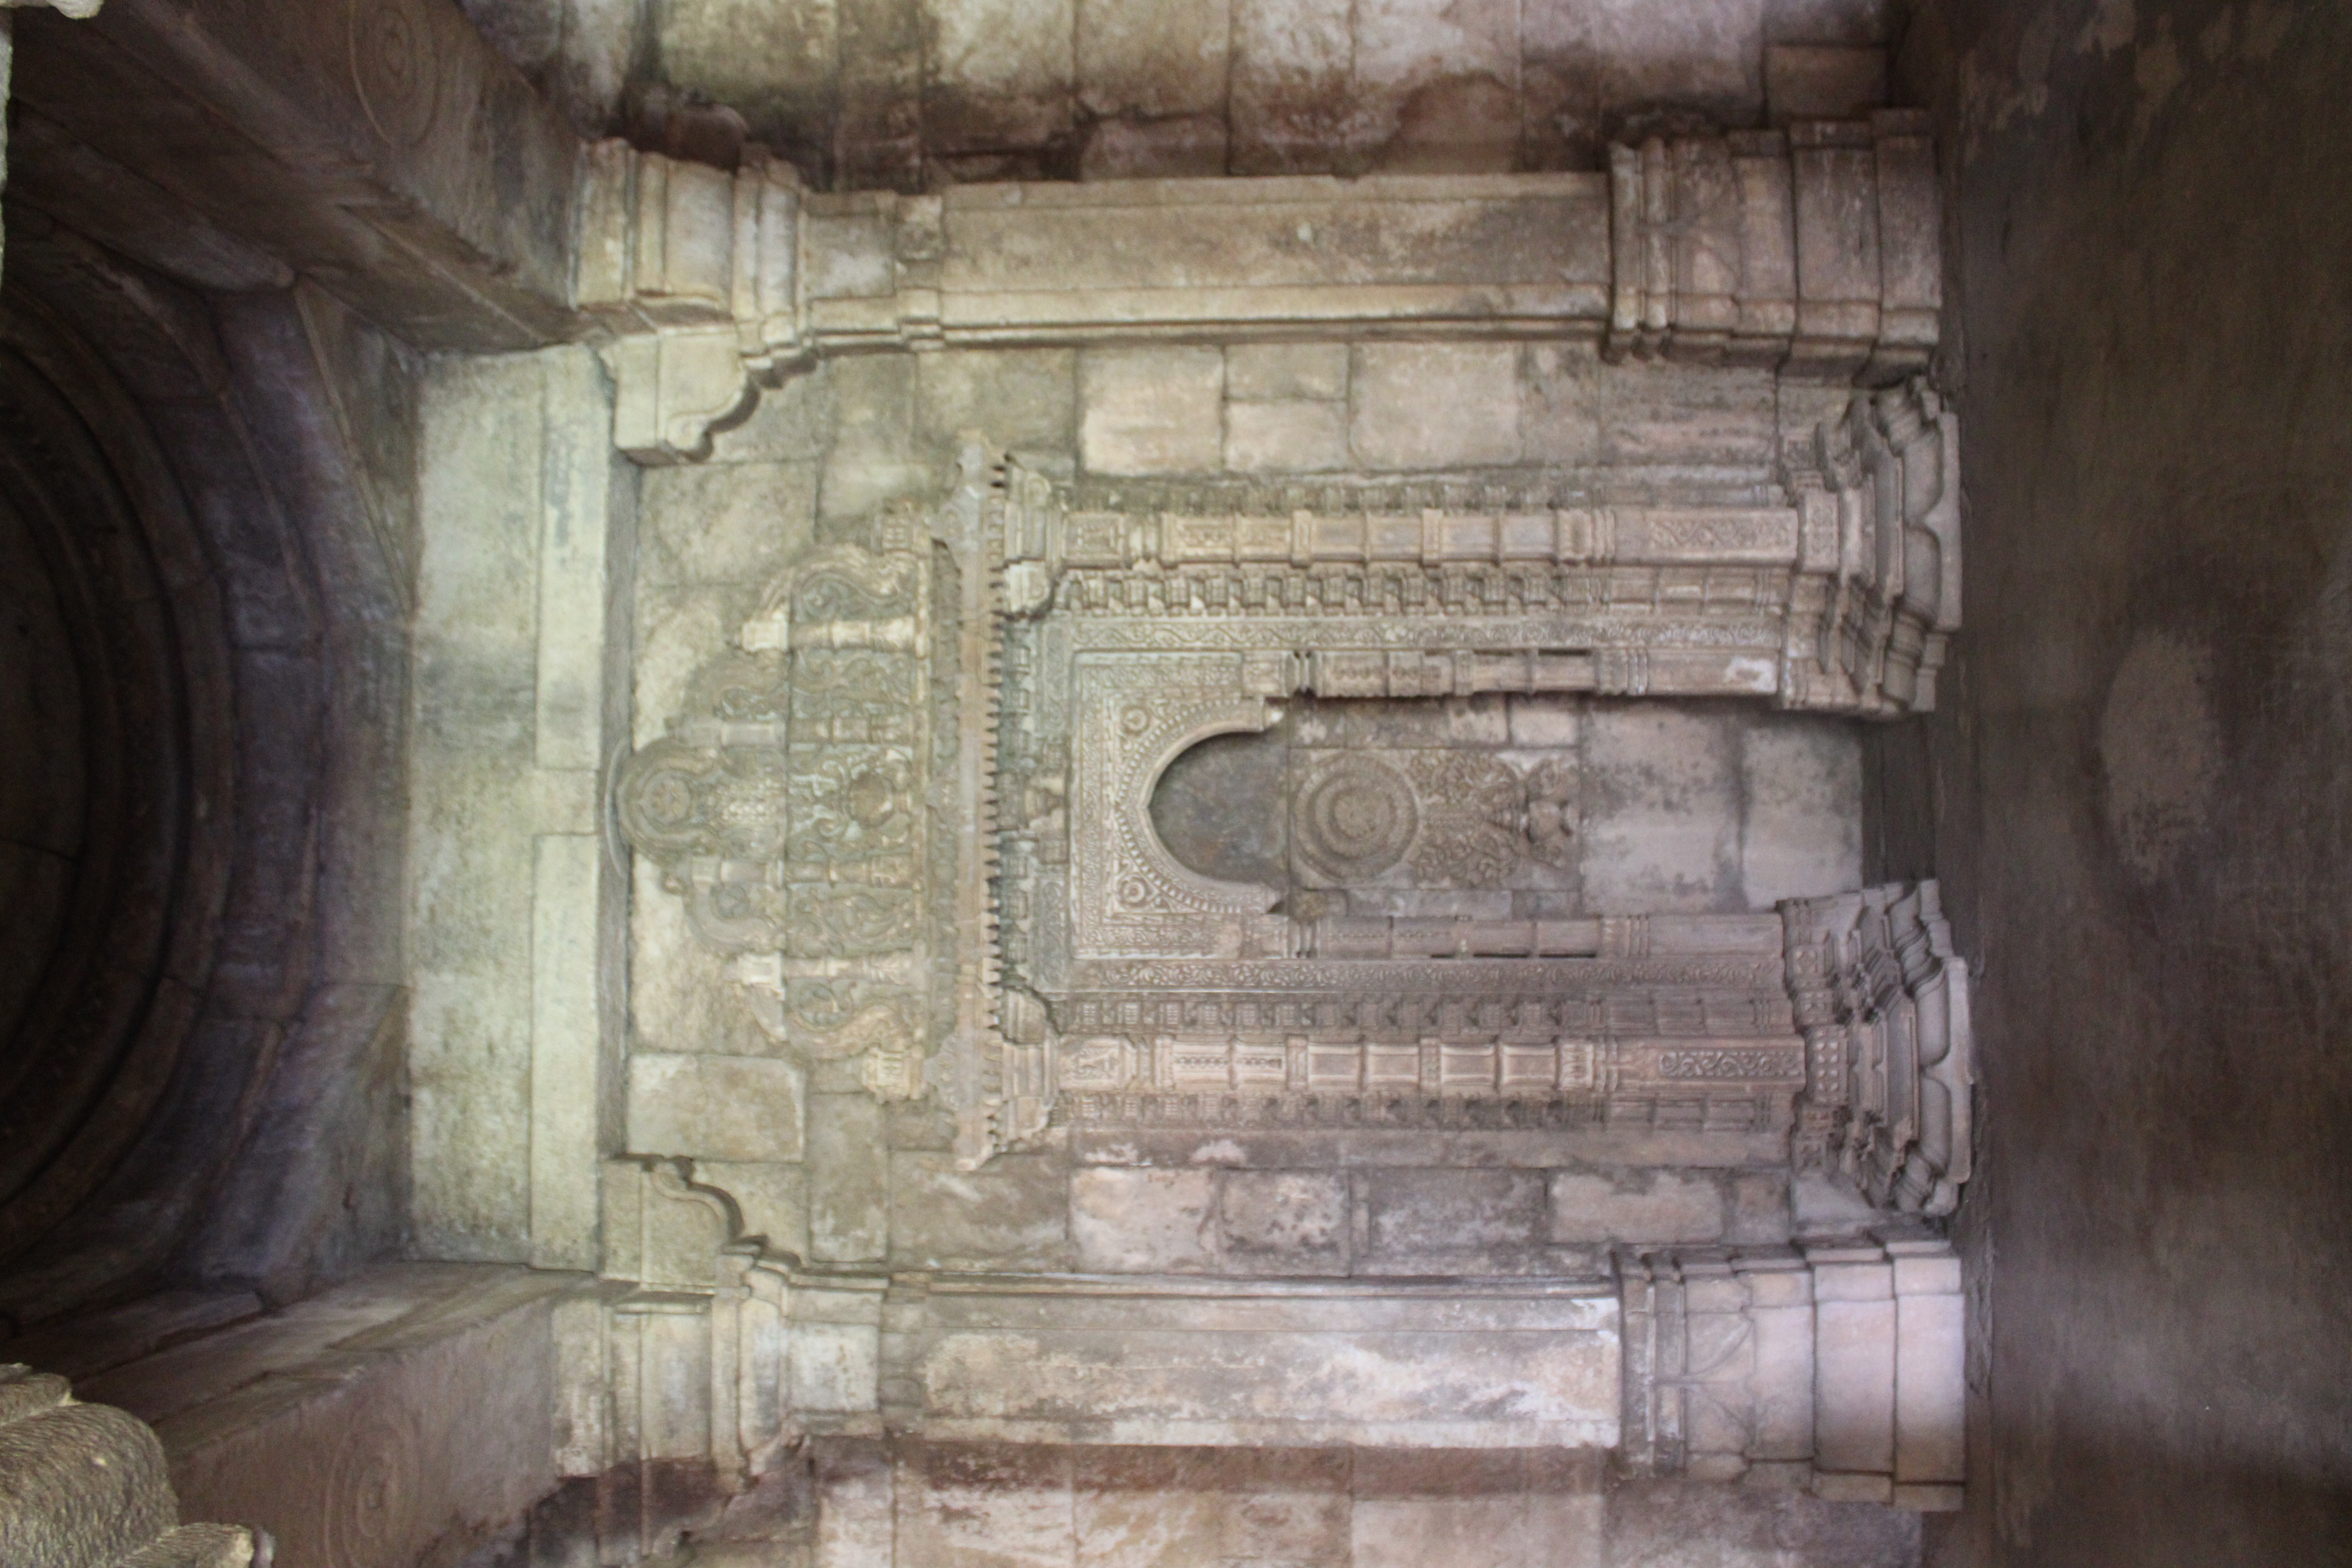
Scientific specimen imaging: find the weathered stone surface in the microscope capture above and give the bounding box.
[0,1394,175,1568]
[628,1053,808,1164]
[1077,114,1230,180]
[1362,1169,1547,1259]
[631,0,1842,189]
[1229,0,1355,174]
[1070,1169,1217,1272]
[659,0,838,122]
[1348,0,1522,175]
[1349,342,1521,468]
[819,354,927,523]
[1223,396,1349,472]
[917,348,1077,456]
[409,354,548,1263]
[708,371,837,465]
[1075,0,1230,120]
[896,1441,1074,1567]
[66,1267,584,1568]
[1352,1449,1603,1568]
[915,1278,1621,1446]
[1217,1171,1349,1267]
[892,1151,1072,1269]
[1079,347,1223,474]
[1596,362,1779,473]
[1740,721,1862,907]
[18,0,583,348]
[697,1160,811,1259]
[639,461,819,589]
[1764,43,1887,122]
[922,0,1076,152]
[1225,341,1349,402]
[1576,706,1743,913]
[808,1095,892,1264]
[1076,1446,1332,1564]
[629,855,773,1060]
[1548,1169,1728,1244]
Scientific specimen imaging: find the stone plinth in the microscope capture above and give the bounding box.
[56,1265,594,1568]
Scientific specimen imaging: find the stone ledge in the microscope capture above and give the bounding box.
[55,1264,595,1568]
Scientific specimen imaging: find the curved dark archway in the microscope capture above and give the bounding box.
[0,218,414,1329]
[0,288,227,1281]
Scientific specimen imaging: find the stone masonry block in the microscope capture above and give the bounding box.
[1739,718,1861,908]
[626,1052,806,1163]
[1071,1168,1218,1271]
[1548,1169,1727,1244]
[1218,1171,1349,1259]
[917,347,1078,455]
[1223,398,1350,471]
[891,1151,1071,1269]
[1226,341,1349,401]
[1365,1169,1547,1256]
[1350,342,1521,469]
[639,461,818,590]
[808,1092,889,1263]
[1080,347,1225,474]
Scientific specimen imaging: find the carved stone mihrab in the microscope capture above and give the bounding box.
[619,398,1970,1186]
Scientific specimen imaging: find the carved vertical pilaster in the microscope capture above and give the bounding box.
[1617,1239,1963,1509]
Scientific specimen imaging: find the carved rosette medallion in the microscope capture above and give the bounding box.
[349,0,442,146]
[1293,755,1417,882]
[322,1396,424,1568]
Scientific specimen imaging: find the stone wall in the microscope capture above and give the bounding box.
[468,0,1902,185]
[1892,0,2352,1561]
[410,347,635,1270]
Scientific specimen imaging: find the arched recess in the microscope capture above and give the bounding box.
[0,288,221,1281]
[1147,726,1289,891]
[0,216,416,1327]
